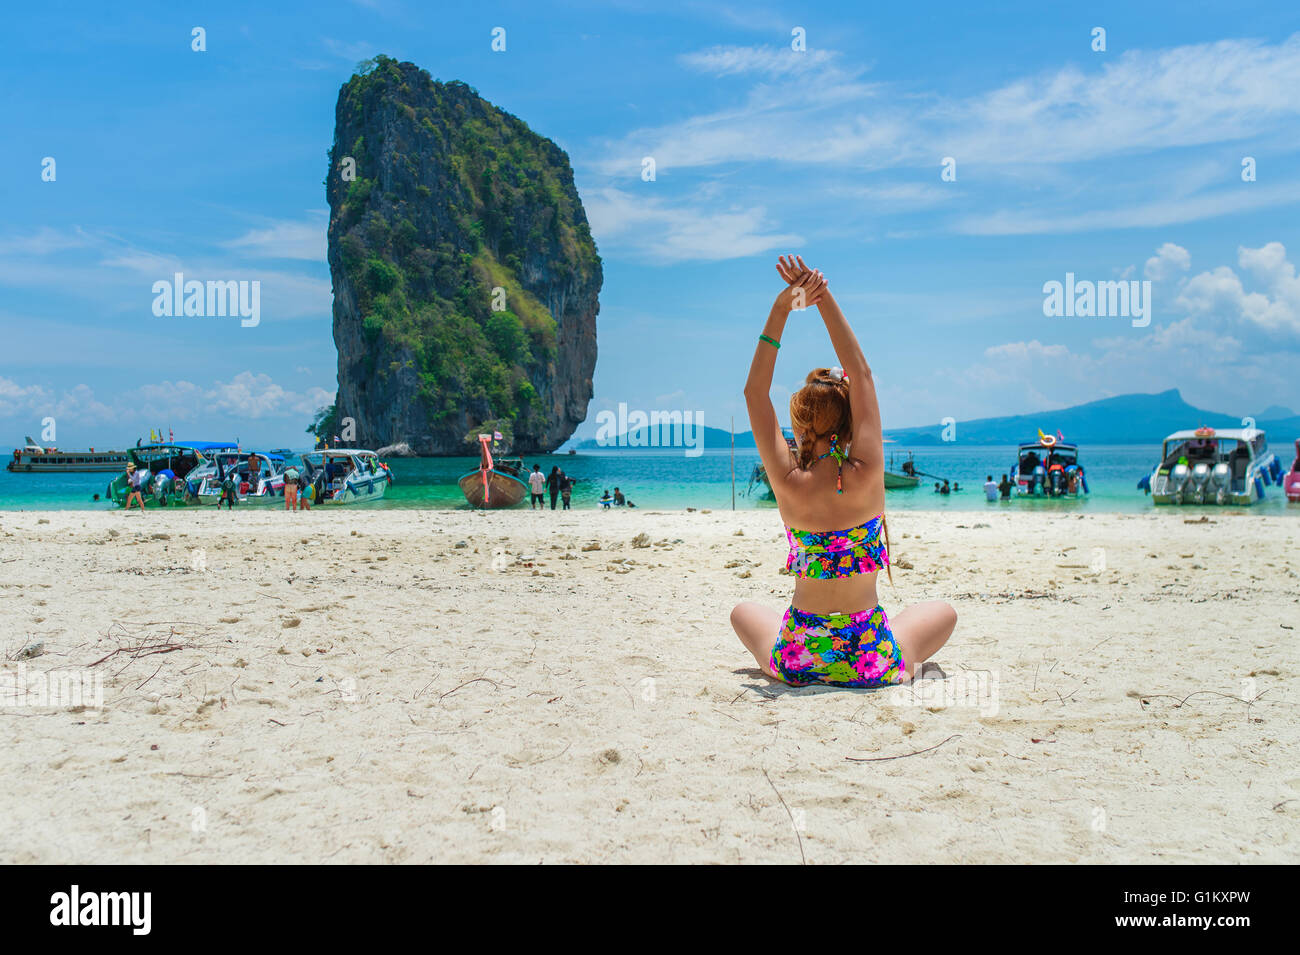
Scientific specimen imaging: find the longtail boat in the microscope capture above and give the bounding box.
[458,434,528,508]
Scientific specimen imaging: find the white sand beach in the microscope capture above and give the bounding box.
[1,506,1296,864]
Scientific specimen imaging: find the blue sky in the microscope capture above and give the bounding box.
[3,0,1299,449]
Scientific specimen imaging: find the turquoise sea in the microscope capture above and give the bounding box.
[3,444,1297,515]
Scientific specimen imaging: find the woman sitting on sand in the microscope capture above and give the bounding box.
[731,255,957,687]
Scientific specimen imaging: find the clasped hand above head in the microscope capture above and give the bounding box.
[774,254,828,310]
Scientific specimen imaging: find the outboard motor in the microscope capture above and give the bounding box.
[1031,464,1047,496]
[1048,467,1066,496]
[1190,461,1212,503]
[1211,462,1231,505]
[1169,462,1191,503]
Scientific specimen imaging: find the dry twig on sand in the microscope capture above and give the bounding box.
[845,733,963,763]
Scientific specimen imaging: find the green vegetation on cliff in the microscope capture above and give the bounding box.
[326,55,601,450]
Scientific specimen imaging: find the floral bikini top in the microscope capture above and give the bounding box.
[785,514,889,578]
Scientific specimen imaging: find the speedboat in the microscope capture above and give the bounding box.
[300,449,392,504]
[105,442,236,507]
[193,451,288,504]
[1139,426,1281,506]
[1283,439,1300,503]
[1012,431,1088,497]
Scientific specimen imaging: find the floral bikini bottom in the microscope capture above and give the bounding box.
[769,605,908,688]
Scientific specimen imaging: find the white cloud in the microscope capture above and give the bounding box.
[1176,242,1300,336]
[223,214,328,262]
[679,45,839,77]
[584,186,801,263]
[588,33,1300,244]
[953,181,1300,236]
[322,37,377,61]
[1144,242,1191,281]
[0,373,333,427]
[157,372,333,420]
[983,340,1070,361]
[0,376,114,422]
[0,376,52,416]
[0,227,93,256]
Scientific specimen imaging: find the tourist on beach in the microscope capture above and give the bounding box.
[528,465,546,509]
[217,470,238,510]
[283,464,300,510]
[731,254,956,688]
[298,479,313,510]
[547,466,563,510]
[123,463,145,511]
[613,487,625,506]
[998,473,1012,499]
[599,489,613,508]
[983,474,998,502]
[561,476,572,510]
[940,479,951,495]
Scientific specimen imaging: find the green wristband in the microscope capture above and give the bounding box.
[759,334,780,349]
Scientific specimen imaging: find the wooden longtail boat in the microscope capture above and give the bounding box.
[458,435,528,508]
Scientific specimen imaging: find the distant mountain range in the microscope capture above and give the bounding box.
[572,390,1300,450]
[881,389,1300,446]
[574,425,755,451]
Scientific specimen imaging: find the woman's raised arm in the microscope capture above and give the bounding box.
[811,275,882,470]
[744,263,827,495]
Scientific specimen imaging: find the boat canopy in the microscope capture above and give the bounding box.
[134,443,211,455]
[1018,441,1079,453]
[1162,428,1262,443]
[168,441,238,451]
[304,448,377,460]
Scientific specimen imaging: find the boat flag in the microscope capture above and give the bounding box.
[479,434,494,505]
[1057,430,1064,442]
[493,431,503,440]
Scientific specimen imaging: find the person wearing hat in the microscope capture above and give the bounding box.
[123,463,146,511]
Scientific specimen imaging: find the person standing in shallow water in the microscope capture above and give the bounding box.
[730,254,957,688]
[123,463,145,512]
[547,466,563,510]
[528,465,546,509]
